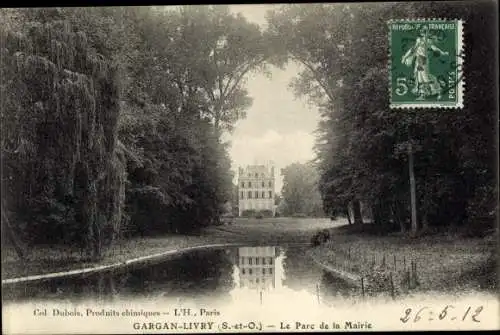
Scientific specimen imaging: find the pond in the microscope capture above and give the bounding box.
[2,245,358,306]
[4,245,499,333]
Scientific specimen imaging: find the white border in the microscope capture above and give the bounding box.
[388,19,465,109]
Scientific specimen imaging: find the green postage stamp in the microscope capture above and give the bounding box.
[389,19,464,108]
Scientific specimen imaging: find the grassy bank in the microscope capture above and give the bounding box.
[2,217,497,295]
[1,217,333,280]
[309,224,498,295]
[205,217,338,244]
[1,234,232,280]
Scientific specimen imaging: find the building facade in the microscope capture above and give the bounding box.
[236,246,278,290]
[238,165,275,217]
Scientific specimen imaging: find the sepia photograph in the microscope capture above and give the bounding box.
[1,1,499,333]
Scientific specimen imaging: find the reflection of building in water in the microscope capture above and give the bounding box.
[235,247,278,290]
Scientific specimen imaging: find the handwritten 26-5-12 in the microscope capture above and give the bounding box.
[400,305,483,323]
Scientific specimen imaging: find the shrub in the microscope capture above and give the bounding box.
[310,229,330,247]
[241,209,257,218]
[259,209,274,217]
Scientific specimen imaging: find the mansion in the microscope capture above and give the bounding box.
[238,165,275,217]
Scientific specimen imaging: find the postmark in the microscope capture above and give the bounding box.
[388,19,464,109]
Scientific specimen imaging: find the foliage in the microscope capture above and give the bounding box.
[1,6,263,255]
[241,209,257,218]
[258,209,274,218]
[1,8,125,259]
[280,162,325,217]
[1,2,496,262]
[113,6,252,234]
[240,209,273,218]
[267,2,497,234]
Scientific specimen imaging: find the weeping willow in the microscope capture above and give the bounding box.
[1,15,126,260]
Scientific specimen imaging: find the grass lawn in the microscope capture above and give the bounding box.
[2,217,497,296]
[204,217,340,244]
[309,223,498,295]
[1,217,334,279]
[1,234,232,279]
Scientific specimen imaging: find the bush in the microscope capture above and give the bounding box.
[241,209,274,218]
[241,209,257,218]
[259,209,274,217]
[310,229,330,247]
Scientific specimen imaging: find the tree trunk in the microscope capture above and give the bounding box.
[408,141,418,235]
[345,206,352,225]
[373,201,387,229]
[422,214,429,232]
[353,199,363,225]
[392,200,406,234]
[1,202,26,261]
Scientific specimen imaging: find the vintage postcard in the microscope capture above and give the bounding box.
[1,2,498,334]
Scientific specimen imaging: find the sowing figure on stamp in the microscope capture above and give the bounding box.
[401,27,449,100]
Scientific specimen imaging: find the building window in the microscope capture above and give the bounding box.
[255,173,258,177]
[256,258,259,265]
[249,181,252,187]
[242,268,246,274]
[268,181,272,187]
[269,268,273,274]
[249,258,252,265]
[249,269,253,274]
[269,191,272,199]
[256,278,260,283]
[241,191,244,199]
[241,181,245,188]
[261,181,265,187]
[254,191,258,198]
[248,191,252,199]
[268,257,273,265]
[262,191,265,198]
[262,268,266,275]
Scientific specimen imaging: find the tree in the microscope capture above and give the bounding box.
[1,8,125,259]
[280,162,324,217]
[109,6,263,233]
[175,5,271,132]
[266,1,497,234]
[266,4,379,224]
[121,6,270,133]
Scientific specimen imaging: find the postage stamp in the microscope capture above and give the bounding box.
[388,19,464,109]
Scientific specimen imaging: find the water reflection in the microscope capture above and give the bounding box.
[231,246,282,290]
[2,249,235,303]
[2,245,356,305]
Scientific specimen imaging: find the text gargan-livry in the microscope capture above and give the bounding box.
[133,322,216,330]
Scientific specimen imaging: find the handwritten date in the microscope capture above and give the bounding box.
[400,305,483,323]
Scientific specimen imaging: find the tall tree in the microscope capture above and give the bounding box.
[111,6,265,233]
[1,8,125,259]
[266,1,497,234]
[281,162,324,217]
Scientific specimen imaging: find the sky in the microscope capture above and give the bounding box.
[226,5,321,193]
